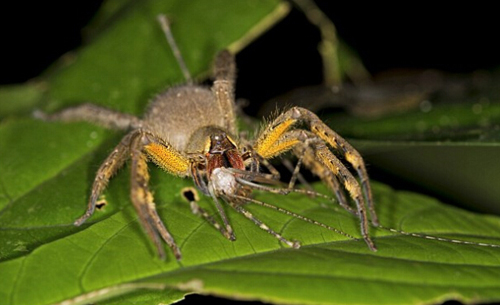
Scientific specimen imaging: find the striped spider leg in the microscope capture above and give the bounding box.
[252,106,379,251]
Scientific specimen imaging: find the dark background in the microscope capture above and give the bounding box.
[1,2,498,305]
[2,2,499,96]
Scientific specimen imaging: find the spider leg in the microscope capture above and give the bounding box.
[222,167,285,187]
[284,141,340,199]
[256,106,378,225]
[130,131,181,260]
[190,163,210,195]
[283,156,307,190]
[245,136,354,216]
[180,186,234,240]
[292,135,354,215]
[313,141,375,250]
[254,153,281,180]
[230,193,357,241]
[279,130,375,250]
[206,188,236,241]
[213,50,237,136]
[157,15,193,84]
[295,108,378,226]
[215,168,357,246]
[254,107,377,251]
[189,199,236,241]
[33,103,141,130]
[223,194,300,249]
[74,131,134,226]
[142,132,237,242]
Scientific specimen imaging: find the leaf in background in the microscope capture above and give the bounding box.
[0,83,46,118]
[324,84,500,214]
[1,1,500,305]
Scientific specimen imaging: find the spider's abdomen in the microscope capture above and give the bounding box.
[143,85,229,152]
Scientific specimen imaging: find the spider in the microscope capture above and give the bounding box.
[35,15,379,260]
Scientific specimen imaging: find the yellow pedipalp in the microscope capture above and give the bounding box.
[255,118,296,158]
[144,143,190,176]
[261,139,301,159]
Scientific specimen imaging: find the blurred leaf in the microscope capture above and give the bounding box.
[330,102,500,142]
[0,83,46,118]
[41,0,289,115]
[292,0,370,85]
[324,95,500,214]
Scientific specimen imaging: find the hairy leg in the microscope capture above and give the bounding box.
[255,106,377,226]
[74,131,135,226]
[34,103,141,130]
[130,132,181,260]
[213,50,237,135]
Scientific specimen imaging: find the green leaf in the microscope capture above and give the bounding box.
[329,102,500,142]
[1,1,500,305]
[41,0,289,115]
[2,177,500,305]
[324,98,500,214]
[0,83,45,118]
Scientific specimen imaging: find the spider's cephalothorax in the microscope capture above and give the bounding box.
[35,16,378,260]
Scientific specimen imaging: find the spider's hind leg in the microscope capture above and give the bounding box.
[257,106,378,226]
[34,103,141,130]
[290,130,376,251]
[254,106,378,251]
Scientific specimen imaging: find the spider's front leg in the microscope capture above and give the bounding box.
[254,106,378,251]
[294,107,378,226]
[295,130,376,251]
[288,133,354,215]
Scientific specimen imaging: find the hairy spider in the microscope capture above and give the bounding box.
[35,15,378,260]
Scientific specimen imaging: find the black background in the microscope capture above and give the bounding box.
[2,2,499,98]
